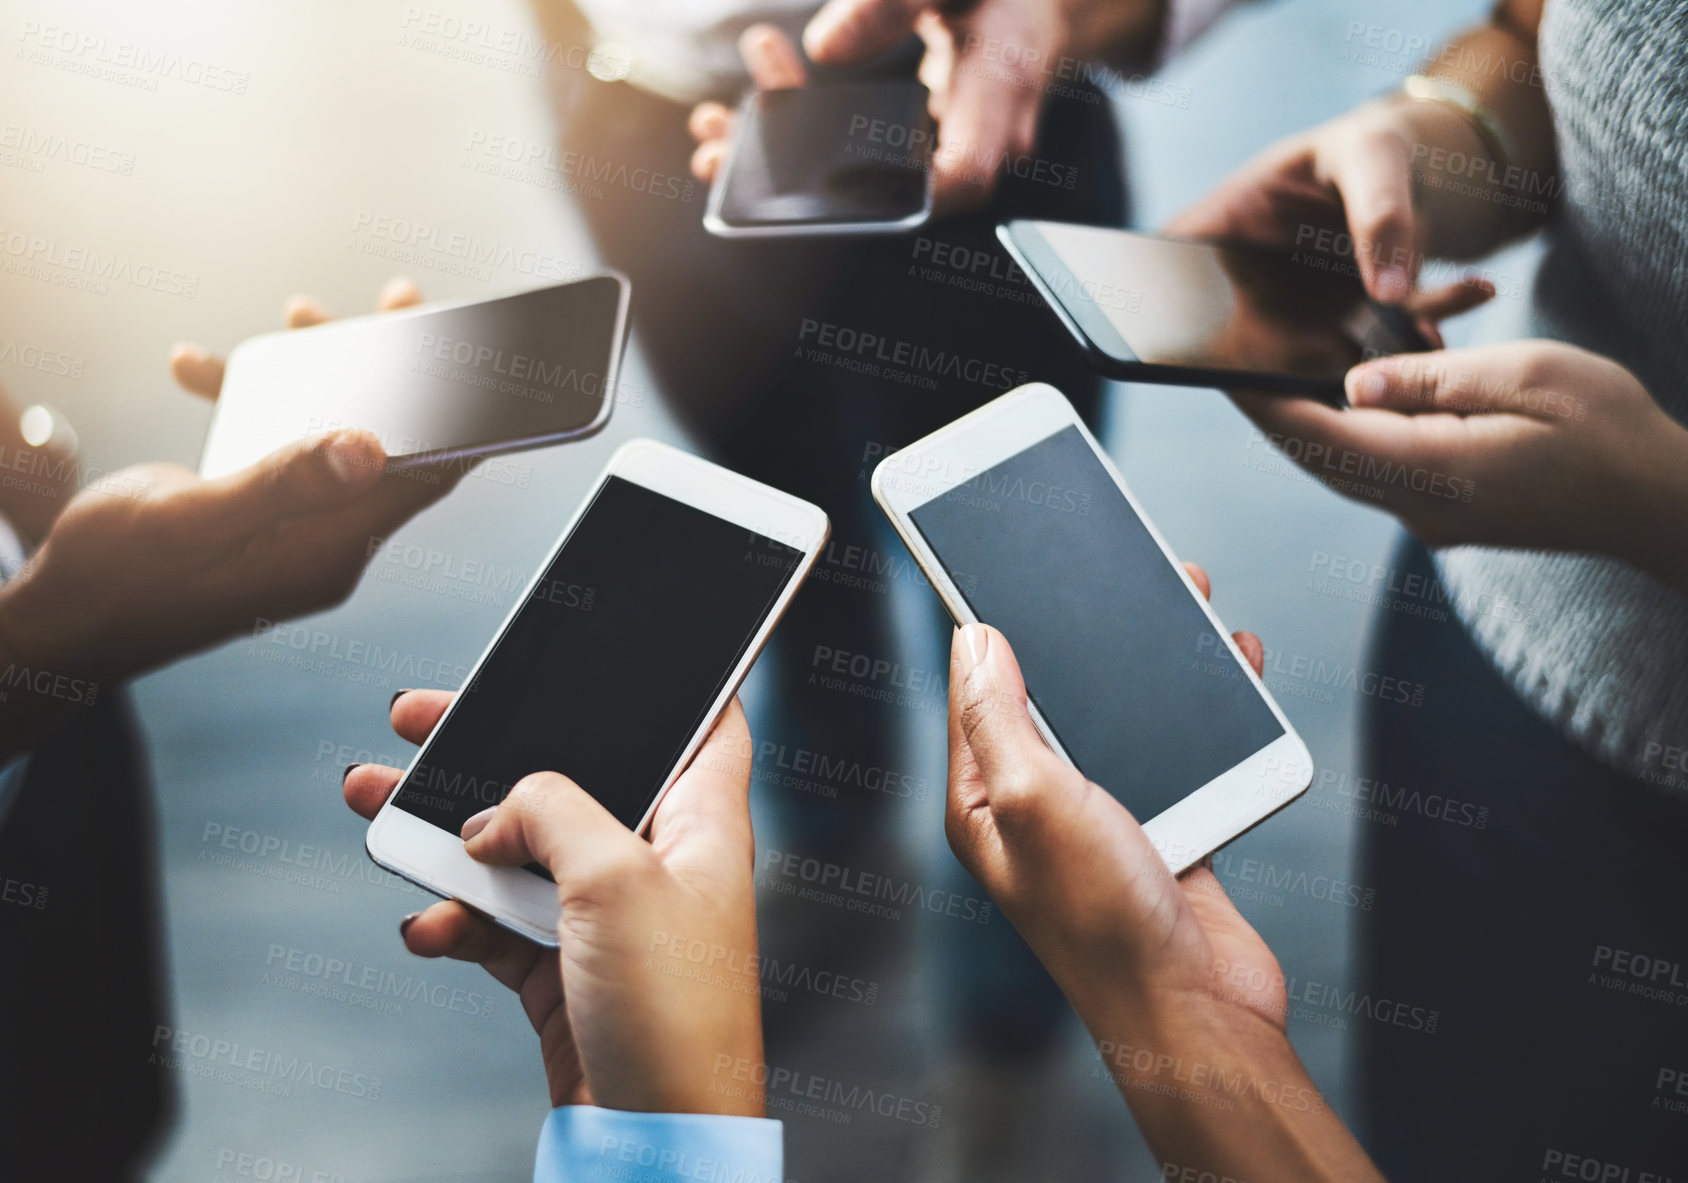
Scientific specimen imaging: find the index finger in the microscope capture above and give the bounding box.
[804,0,926,65]
[739,24,807,90]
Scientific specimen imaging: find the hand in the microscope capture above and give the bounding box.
[1166,97,1501,317]
[944,564,1385,1180]
[945,562,1279,1030]
[0,279,452,690]
[1242,341,1688,591]
[344,692,766,1115]
[689,0,1164,214]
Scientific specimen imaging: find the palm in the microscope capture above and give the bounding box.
[1178,871,1290,1030]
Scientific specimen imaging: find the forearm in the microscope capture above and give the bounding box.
[1402,4,1556,256]
[1621,418,1688,596]
[1085,995,1385,1183]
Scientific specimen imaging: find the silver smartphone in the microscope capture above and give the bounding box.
[199,275,629,478]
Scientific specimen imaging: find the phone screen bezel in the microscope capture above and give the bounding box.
[365,439,829,945]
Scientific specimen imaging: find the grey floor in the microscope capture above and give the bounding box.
[0,0,1526,1178]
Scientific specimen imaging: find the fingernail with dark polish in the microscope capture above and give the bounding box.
[400,912,420,938]
[390,689,415,710]
[343,763,361,783]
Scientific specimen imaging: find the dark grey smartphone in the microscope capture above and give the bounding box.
[998,220,1433,406]
[704,81,934,237]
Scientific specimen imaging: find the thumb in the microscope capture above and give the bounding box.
[804,0,926,64]
[948,624,1071,835]
[1346,346,1524,416]
[464,771,649,894]
[649,698,757,887]
[177,429,386,541]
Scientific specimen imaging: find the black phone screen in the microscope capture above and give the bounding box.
[1012,222,1427,383]
[717,81,933,227]
[908,425,1284,822]
[391,476,802,839]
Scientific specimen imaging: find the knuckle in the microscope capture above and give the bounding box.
[507,771,565,818]
[580,844,652,898]
[986,767,1048,827]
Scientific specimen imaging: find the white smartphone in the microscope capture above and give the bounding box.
[199,275,630,478]
[872,384,1312,872]
[703,81,935,239]
[366,439,829,944]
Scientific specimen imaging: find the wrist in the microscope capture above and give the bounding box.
[1379,94,1522,258]
[1083,990,1380,1182]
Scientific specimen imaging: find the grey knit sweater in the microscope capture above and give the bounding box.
[1436,0,1688,786]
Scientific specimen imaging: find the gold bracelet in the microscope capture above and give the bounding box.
[1401,74,1520,176]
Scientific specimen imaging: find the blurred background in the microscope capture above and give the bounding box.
[0,0,1535,1178]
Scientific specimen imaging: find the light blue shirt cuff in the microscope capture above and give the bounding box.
[534,1105,783,1183]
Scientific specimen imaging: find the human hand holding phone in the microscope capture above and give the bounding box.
[0,280,460,760]
[1238,341,1688,593]
[689,2,1167,214]
[344,693,767,1114]
[945,565,1385,1181]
